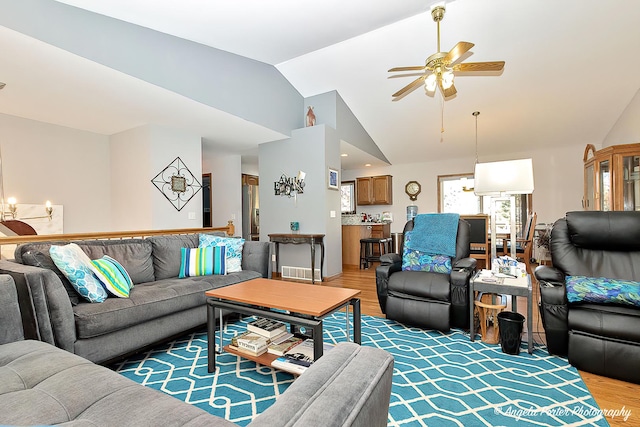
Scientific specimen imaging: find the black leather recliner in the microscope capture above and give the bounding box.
[535,211,640,384]
[375,218,476,331]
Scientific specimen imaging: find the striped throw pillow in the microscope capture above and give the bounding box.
[179,246,226,278]
[90,255,134,298]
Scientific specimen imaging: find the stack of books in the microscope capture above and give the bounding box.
[231,331,270,356]
[271,339,334,374]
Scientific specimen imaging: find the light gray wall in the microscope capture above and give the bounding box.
[304,91,389,164]
[1,0,303,136]
[0,113,111,233]
[259,125,342,278]
[110,126,152,231]
[603,88,640,147]
[203,154,243,234]
[342,142,586,233]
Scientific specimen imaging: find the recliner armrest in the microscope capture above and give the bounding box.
[379,253,401,265]
[534,265,569,356]
[452,257,476,271]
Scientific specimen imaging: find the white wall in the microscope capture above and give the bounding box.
[0,113,111,232]
[602,88,640,147]
[342,142,586,232]
[203,154,242,234]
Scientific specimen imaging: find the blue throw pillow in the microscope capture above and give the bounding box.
[402,231,452,274]
[199,234,245,272]
[566,275,640,307]
[90,255,133,298]
[50,243,108,303]
[179,246,227,278]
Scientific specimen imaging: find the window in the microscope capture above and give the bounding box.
[438,173,482,214]
[437,173,532,237]
[341,181,355,214]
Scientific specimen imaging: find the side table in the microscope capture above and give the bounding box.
[469,271,533,354]
[268,233,325,284]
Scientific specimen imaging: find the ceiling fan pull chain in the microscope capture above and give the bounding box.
[440,95,445,143]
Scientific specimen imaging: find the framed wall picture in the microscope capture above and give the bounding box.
[328,167,339,190]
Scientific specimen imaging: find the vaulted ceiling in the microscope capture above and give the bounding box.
[1,0,640,169]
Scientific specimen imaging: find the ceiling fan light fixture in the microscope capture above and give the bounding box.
[425,74,437,92]
[441,69,454,89]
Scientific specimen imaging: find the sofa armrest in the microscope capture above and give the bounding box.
[379,253,401,265]
[0,274,24,344]
[0,260,76,352]
[249,343,393,427]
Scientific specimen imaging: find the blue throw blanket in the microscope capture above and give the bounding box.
[405,213,459,257]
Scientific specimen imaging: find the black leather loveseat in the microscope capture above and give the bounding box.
[535,211,640,383]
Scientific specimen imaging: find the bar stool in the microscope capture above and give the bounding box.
[360,237,390,269]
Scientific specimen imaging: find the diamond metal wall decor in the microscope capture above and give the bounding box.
[151,157,202,211]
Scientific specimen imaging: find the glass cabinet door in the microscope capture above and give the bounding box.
[599,159,611,211]
[622,155,640,211]
[584,163,594,210]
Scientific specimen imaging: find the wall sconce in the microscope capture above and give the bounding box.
[274,171,305,198]
[1,198,54,222]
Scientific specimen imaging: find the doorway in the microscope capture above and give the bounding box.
[202,173,212,227]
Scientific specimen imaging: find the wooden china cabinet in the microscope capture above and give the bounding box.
[583,143,640,211]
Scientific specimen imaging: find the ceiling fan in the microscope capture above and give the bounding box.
[389,4,505,100]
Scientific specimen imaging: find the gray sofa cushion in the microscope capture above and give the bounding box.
[15,239,155,285]
[73,271,261,339]
[0,340,231,427]
[147,234,199,280]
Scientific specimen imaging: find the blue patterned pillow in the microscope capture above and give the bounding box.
[179,246,227,278]
[50,243,108,303]
[199,234,245,272]
[90,255,133,298]
[566,276,640,307]
[402,232,452,273]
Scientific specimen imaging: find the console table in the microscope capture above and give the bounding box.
[269,233,325,284]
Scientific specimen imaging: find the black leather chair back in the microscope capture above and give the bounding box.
[402,218,471,263]
[551,211,640,281]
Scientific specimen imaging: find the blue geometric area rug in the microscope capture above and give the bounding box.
[112,313,608,426]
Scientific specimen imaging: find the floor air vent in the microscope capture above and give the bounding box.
[281,266,321,282]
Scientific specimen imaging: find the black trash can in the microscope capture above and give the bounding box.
[498,311,525,355]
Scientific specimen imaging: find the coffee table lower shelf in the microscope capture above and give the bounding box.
[224,345,304,376]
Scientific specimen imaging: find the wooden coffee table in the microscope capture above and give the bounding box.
[206,278,361,373]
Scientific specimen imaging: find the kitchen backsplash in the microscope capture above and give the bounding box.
[342,212,393,225]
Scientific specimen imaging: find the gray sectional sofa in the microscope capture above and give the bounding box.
[0,233,271,363]
[0,275,395,427]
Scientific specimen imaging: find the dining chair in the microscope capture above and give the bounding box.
[460,214,489,270]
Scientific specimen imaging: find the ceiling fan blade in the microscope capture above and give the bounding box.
[388,66,426,72]
[453,61,505,72]
[392,75,427,98]
[444,41,474,64]
[439,81,457,98]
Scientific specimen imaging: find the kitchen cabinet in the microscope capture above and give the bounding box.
[342,223,390,267]
[583,143,640,211]
[356,175,393,205]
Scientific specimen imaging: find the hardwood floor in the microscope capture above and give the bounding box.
[316,264,639,426]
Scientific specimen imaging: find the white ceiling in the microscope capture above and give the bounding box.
[2,0,640,169]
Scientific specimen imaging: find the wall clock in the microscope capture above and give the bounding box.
[405,181,421,201]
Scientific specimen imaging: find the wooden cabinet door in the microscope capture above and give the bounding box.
[356,178,372,205]
[372,175,392,205]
